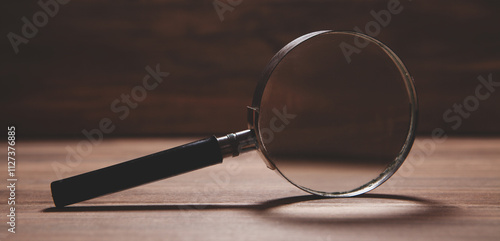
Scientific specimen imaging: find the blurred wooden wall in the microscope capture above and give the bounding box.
[1,0,499,137]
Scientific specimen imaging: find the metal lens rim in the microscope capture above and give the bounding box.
[248,30,418,197]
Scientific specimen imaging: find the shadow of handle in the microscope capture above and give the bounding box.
[50,136,222,207]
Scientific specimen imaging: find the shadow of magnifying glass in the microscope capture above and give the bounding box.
[253,193,459,225]
[43,193,458,225]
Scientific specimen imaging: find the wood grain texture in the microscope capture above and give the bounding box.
[1,0,499,137]
[0,137,499,240]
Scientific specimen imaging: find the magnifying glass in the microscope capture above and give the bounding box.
[51,30,418,207]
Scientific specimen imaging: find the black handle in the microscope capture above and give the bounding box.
[51,136,223,207]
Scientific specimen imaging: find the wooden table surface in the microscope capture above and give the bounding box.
[2,137,499,241]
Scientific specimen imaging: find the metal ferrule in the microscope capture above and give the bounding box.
[217,129,258,158]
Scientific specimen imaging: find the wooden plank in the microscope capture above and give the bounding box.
[1,137,499,240]
[2,1,500,137]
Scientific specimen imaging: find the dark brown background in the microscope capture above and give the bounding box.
[1,0,499,138]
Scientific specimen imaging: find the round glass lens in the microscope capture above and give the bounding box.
[255,31,416,196]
